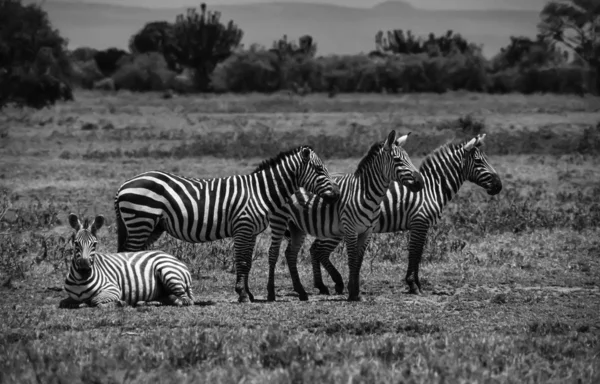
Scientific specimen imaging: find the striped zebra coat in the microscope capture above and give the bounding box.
[59,214,194,309]
[114,146,339,303]
[267,130,424,302]
[306,134,502,296]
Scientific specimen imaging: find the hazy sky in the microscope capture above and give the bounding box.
[69,0,546,11]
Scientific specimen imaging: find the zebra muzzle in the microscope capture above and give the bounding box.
[404,171,424,193]
[322,183,341,203]
[487,175,503,195]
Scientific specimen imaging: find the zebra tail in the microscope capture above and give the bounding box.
[114,191,128,252]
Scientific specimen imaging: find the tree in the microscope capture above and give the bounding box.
[94,47,129,77]
[0,0,73,108]
[270,34,317,58]
[538,0,600,91]
[129,21,181,72]
[173,3,244,90]
[491,35,566,71]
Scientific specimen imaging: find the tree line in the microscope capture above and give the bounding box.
[0,0,598,109]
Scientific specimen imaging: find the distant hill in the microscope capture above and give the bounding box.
[40,0,541,58]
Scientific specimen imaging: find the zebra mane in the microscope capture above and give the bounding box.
[81,217,91,230]
[419,140,469,171]
[252,146,311,174]
[354,141,384,177]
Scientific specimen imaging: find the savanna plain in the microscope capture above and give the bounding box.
[1,91,599,383]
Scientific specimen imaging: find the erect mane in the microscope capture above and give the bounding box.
[354,141,384,177]
[419,140,468,171]
[252,146,309,174]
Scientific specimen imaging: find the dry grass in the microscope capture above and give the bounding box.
[0,91,599,383]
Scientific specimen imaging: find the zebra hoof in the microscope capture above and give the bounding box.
[317,286,330,295]
[347,295,362,302]
[238,295,250,303]
[407,284,422,295]
[180,297,194,306]
[334,284,344,295]
[298,293,309,301]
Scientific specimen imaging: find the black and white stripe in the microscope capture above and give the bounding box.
[308,134,502,295]
[267,131,424,302]
[60,213,194,309]
[113,146,339,303]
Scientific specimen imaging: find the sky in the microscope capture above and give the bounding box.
[66,0,547,11]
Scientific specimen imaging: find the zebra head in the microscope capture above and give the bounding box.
[383,130,424,193]
[462,134,502,195]
[68,213,105,277]
[297,146,340,202]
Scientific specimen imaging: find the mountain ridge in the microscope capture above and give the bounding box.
[40,0,541,58]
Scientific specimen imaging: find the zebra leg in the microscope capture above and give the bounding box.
[406,227,428,295]
[59,297,88,309]
[283,222,308,301]
[267,218,287,302]
[90,287,126,308]
[144,219,166,250]
[346,230,372,302]
[156,267,195,306]
[310,238,344,295]
[233,232,257,303]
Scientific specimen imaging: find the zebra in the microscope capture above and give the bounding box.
[304,133,502,296]
[267,130,424,302]
[114,145,340,303]
[59,213,194,309]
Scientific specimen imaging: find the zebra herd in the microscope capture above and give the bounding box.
[60,130,502,308]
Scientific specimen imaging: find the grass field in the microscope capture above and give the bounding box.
[1,91,599,383]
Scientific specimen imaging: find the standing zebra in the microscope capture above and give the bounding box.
[60,213,194,309]
[267,130,424,302]
[114,146,339,303]
[307,134,502,296]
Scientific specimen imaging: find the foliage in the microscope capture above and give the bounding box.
[538,0,600,92]
[270,34,317,59]
[211,47,281,93]
[111,52,177,92]
[93,47,130,77]
[173,3,244,90]
[490,35,567,72]
[129,21,181,72]
[126,4,243,91]
[374,29,478,57]
[0,0,73,108]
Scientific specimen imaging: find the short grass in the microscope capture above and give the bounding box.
[1,91,599,383]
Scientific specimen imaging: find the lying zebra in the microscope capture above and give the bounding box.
[59,213,194,309]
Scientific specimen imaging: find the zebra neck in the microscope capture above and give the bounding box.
[358,171,391,208]
[420,151,466,207]
[252,166,299,211]
[68,266,95,283]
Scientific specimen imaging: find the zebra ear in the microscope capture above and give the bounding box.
[384,130,397,150]
[301,147,311,161]
[395,132,411,147]
[464,137,478,151]
[475,133,486,147]
[91,215,105,234]
[68,213,81,231]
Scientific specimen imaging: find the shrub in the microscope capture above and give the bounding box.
[210,48,281,93]
[0,0,73,108]
[94,48,130,77]
[111,52,177,91]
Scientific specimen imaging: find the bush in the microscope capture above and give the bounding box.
[0,0,73,108]
[111,52,177,91]
[69,59,104,89]
[94,48,130,77]
[211,48,281,93]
